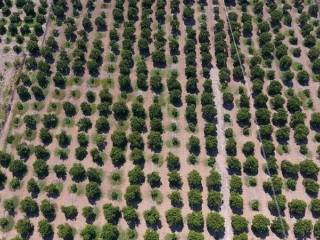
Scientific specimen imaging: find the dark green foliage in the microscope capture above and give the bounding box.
[231,215,248,235]
[187,211,203,232]
[294,219,312,239]
[206,212,225,237]
[40,199,56,221]
[15,218,34,239]
[251,214,270,237]
[103,203,121,225]
[20,197,39,217]
[9,160,27,179]
[144,207,160,227]
[38,219,53,239]
[57,223,74,240]
[85,182,101,202]
[61,205,78,220]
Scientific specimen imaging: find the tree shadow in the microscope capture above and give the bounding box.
[184,18,195,27]
[227,167,241,176]
[276,138,289,146]
[146,221,162,230]
[153,61,167,69]
[223,102,234,110]
[208,229,225,239]
[295,138,308,145]
[268,207,285,217]
[311,123,320,132]
[128,218,140,228]
[140,48,150,58]
[207,148,218,157]
[224,0,236,6]
[169,223,184,232]
[282,79,293,88]
[43,233,54,240]
[189,203,202,211]
[253,230,269,239]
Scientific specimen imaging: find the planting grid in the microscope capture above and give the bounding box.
[0,0,319,239]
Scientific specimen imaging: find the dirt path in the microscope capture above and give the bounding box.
[220,1,279,238]
[205,1,232,239]
[211,68,233,239]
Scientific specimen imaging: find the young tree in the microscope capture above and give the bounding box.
[311,199,320,218]
[187,170,202,190]
[128,166,145,185]
[82,206,97,223]
[16,143,31,160]
[227,157,241,175]
[85,182,101,202]
[242,141,255,156]
[122,206,139,226]
[143,229,159,240]
[38,219,53,239]
[147,172,161,188]
[124,185,142,207]
[251,214,270,237]
[61,205,78,220]
[312,59,320,74]
[271,217,289,238]
[166,208,183,230]
[81,224,98,240]
[152,50,166,67]
[243,156,258,176]
[294,219,312,239]
[95,15,106,31]
[27,178,40,197]
[169,191,183,208]
[299,160,319,179]
[33,159,49,179]
[144,207,160,227]
[100,223,119,240]
[112,101,129,121]
[206,170,221,191]
[188,190,202,210]
[103,204,121,225]
[187,211,204,232]
[231,215,248,235]
[230,193,243,214]
[53,164,66,179]
[15,218,34,239]
[0,151,12,168]
[207,191,222,211]
[111,130,127,149]
[40,128,53,145]
[297,70,309,85]
[57,223,74,240]
[40,199,56,221]
[69,163,86,182]
[42,114,58,129]
[9,160,27,178]
[206,212,225,237]
[147,131,163,152]
[288,199,307,218]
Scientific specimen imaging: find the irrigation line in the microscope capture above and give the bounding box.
[222,2,288,238]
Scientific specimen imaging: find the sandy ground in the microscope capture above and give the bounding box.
[222,0,320,239]
[206,0,233,238]
[0,0,319,239]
